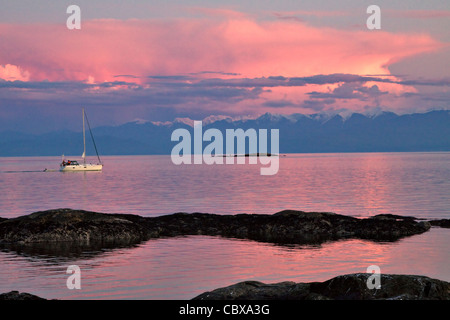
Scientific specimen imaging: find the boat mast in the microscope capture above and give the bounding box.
[82,108,86,165]
[84,108,102,165]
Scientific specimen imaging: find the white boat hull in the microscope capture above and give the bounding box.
[60,164,103,172]
[58,109,104,172]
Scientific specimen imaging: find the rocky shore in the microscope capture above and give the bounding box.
[0,209,436,246]
[2,273,449,300]
[1,209,447,301]
[0,209,150,244]
[0,291,46,300]
[193,273,450,300]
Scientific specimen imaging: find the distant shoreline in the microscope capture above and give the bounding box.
[1,150,450,158]
[1,110,449,157]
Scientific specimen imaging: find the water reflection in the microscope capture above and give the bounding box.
[0,239,145,264]
[1,229,448,300]
[0,153,448,299]
[0,227,427,265]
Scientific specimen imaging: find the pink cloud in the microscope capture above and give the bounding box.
[0,63,30,81]
[0,12,446,118]
[0,15,443,84]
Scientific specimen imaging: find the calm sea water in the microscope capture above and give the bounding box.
[0,153,449,299]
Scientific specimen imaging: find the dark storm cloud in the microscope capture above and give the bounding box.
[1,72,449,131]
[308,83,388,101]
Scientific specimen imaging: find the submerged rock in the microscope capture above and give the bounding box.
[193,274,450,300]
[0,209,433,247]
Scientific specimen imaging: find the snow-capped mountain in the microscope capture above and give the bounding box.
[1,110,449,156]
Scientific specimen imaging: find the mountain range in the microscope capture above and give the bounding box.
[1,110,449,156]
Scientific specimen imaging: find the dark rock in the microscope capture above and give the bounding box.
[0,209,432,248]
[146,210,431,244]
[369,214,418,221]
[429,219,450,228]
[193,273,450,300]
[0,291,46,300]
[0,209,151,243]
[309,273,450,300]
[192,281,315,300]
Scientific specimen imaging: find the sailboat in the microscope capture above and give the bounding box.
[60,108,103,172]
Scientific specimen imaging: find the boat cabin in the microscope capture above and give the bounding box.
[62,160,80,166]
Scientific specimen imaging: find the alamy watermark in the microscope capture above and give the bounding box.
[66,4,381,31]
[366,5,381,30]
[171,121,280,175]
[66,5,81,30]
[366,265,381,289]
[66,265,81,290]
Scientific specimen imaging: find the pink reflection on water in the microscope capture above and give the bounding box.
[1,153,449,219]
[0,154,448,299]
[1,227,446,300]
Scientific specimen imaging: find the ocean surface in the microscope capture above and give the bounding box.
[0,153,449,299]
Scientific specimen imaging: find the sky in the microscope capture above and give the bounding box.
[0,0,449,133]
